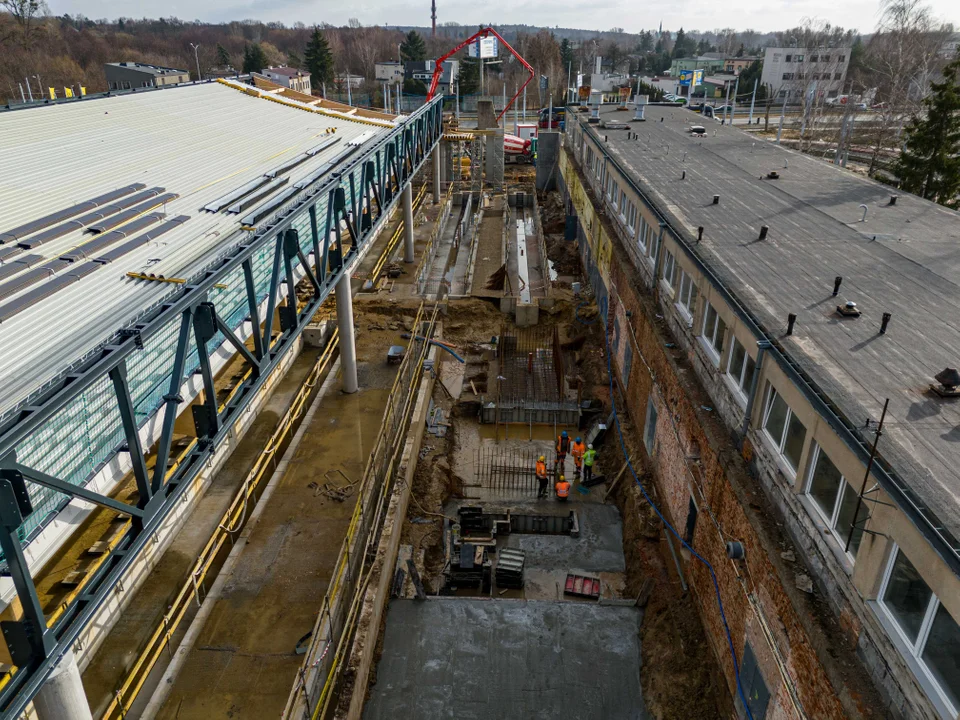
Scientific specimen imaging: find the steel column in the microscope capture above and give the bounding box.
[433,145,442,204]
[191,303,221,438]
[109,362,157,517]
[241,259,265,362]
[151,309,192,493]
[402,183,415,263]
[261,233,284,351]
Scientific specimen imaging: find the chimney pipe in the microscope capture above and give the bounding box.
[712,194,719,205]
[682,170,686,180]
[860,204,868,222]
[880,312,892,334]
[833,276,843,296]
[890,194,898,206]
[787,313,797,335]
[697,226,704,242]
[759,225,768,240]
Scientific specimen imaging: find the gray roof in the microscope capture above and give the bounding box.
[106,62,189,76]
[0,81,390,417]
[588,105,960,544]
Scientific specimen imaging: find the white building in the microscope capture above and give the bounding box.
[760,47,852,100]
[261,66,312,94]
[375,62,404,84]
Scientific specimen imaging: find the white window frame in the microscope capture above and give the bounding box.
[637,219,648,252]
[676,270,697,324]
[699,300,724,364]
[661,248,676,292]
[803,444,862,561]
[761,386,806,475]
[725,336,754,403]
[878,546,960,720]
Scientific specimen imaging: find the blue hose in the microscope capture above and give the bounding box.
[583,309,756,720]
[426,339,465,363]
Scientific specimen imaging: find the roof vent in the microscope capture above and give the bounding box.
[932,368,960,398]
[836,301,861,317]
[766,171,780,179]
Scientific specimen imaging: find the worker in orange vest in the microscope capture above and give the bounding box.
[571,436,586,478]
[555,474,571,501]
[536,455,548,498]
[556,430,570,470]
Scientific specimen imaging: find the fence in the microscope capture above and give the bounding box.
[283,302,439,720]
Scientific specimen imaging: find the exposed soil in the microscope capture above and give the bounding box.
[537,190,581,277]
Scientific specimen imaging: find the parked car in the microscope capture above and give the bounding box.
[538,107,566,129]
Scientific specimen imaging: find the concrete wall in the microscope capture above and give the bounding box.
[559,123,960,720]
[536,132,560,192]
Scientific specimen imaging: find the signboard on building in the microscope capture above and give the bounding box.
[678,69,703,87]
[468,37,499,59]
[578,85,591,101]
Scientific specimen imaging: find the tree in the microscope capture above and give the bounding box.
[287,50,302,69]
[737,59,767,102]
[559,38,573,69]
[459,55,479,94]
[895,54,960,207]
[242,43,268,73]
[2,0,49,44]
[215,42,231,68]
[638,30,653,54]
[400,30,426,62]
[673,28,692,58]
[304,26,334,91]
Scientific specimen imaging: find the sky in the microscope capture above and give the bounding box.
[48,0,960,35]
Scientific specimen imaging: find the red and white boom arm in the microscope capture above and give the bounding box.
[425,26,535,122]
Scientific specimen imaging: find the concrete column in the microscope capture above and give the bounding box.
[402,182,415,264]
[433,146,442,204]
[335,273,358,394]
[33,650,93,720]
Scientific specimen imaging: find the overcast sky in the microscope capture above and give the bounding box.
[48,0,960,36]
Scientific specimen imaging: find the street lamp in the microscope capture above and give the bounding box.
[190,43,202,82]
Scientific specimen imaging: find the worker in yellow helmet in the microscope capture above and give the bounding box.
[536,455,548,498]
[555,474,571,502]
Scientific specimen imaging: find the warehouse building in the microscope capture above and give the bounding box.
[562,104,960,720]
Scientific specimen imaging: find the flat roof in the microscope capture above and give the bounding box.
[583,105,960,544]
[106,62,188,75]
[0,80,392,417]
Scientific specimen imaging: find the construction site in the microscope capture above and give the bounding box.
[2,23,960,720]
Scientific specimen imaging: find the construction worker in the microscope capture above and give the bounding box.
[583,444,597,484]
[536,455,548,498]
[556,430,570,470]
[555,474,570,502]
[571,436,586,478]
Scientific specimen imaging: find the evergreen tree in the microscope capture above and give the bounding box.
[242,43,269,73]
[400,30,427,62]
[896,54,960,208]
[216,43,231,68]
[638,30,653,54]
[673,28,690,59]
[559,38,573,69]
[287,50,302,69]
[459,55,480,94]
[304,26,334,90]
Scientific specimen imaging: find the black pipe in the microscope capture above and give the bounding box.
[712,194,719,205]
[697,226,704,242]
[759,225,768,240]
[787,313,797,335]
[880,312,892,334]
[833,276,842,296]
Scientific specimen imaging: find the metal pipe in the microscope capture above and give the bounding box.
[844,399,889,553]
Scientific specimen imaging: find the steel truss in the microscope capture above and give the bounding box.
[0,97,443,716]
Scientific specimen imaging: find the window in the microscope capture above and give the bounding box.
[683,497,698,544]
[661,249,676,289]
[701,301,726,358]
[834,72,842,80]
[727,337,756,397]
[762,386,807,473]
[838,54,846,62]
[782,72,795,81]
[880,548,960,716]
[625,201,637,233]
[644,397,658,454]
[737,642,771,720]
[809,54,819,62]
[805,445,868,557]
[785,54,792,62]
[638,218,649,252]
[648,226,660,263]
[822,54,831,62]
[676,270,698,320]
[795,54,804,62]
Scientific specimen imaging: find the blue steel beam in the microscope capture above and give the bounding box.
[0,96,443,716]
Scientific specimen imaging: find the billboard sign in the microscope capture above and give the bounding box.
[678,69,703,87]
[468,37,499,59]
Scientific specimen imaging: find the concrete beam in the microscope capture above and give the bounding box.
[33,650,92,720]
[335,273,358,394]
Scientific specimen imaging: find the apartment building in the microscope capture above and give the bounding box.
[104,62,190,90]
[760,46,852,99]
[561,104,960,720]
[260,66,312,94]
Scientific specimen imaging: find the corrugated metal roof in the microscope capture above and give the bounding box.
[0,81,389,416]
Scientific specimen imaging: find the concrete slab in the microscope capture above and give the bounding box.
[364,597,648,720]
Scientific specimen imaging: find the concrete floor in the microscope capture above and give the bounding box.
[364,598,648,720]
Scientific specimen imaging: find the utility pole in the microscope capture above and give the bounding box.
[723,80,731,124]
[18,82,25,104]
[431,0,436,37]
[190,43,202,81]
[456,81,460,122]
[776,92,787,144]
[730,75,739,125]
[748,78,758,124]
[24,77,33,102]
[347,77,352,106]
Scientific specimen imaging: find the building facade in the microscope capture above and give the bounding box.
[760,46,852,100]
[669,56,726,77]
[261,67,311,94]
[725,56,759,75]
[562,105,960,720]
[104,63,190,90]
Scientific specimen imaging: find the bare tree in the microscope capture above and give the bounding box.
[863,0,952,174]
[2,0,49,44]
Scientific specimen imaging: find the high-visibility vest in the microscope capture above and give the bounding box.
[555,481,570,498]
[536,460,547,479]
[557,435,570,453]
[583,449,597,467]
[571,441,586,462]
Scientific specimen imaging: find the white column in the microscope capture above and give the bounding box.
[335,273,358,394]
[402,182,415,263]
[33,650,92,720]
[433,146,442,204]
